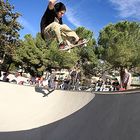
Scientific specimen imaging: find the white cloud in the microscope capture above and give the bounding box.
[63,0,87,27]
[18,17,36,35]
[109,0,140,19]
[65,7,83,27]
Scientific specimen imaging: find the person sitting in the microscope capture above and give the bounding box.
[103,78,112,91]
[95,77,104,91]
[112,78,120,91]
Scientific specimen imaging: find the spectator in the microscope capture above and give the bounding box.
[95,77,104,91]
[112,78,120,91]
[63,76,70,90]
[103,78,112,91]
[49,69,56,89]
[30,76,36,85]
[2,72,9,82]
[75,68,81,90]
[69,67,77,90]
[122,68,132,90]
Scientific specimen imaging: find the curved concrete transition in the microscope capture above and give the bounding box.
[0,82,95,131]
[0,81,140,140]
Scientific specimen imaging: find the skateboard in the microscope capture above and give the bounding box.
[61,39,89,51]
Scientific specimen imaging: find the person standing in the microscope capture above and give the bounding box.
[121,68,132,90]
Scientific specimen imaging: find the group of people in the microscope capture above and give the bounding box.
[0,68,132,92]
[95,77,120,91]
[36,67,82,91]
[60,67,81,90]
[95,68,132,92]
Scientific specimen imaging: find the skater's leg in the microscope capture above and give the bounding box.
[44,22,63,44]
[60,24,79,42]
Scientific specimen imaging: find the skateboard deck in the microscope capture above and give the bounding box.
[61,39,89,51]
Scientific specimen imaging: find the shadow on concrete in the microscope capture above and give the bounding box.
[34,86,54,97]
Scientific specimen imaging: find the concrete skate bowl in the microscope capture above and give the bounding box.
[0,81,140,140]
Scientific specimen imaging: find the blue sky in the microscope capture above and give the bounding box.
[9,0,140,39]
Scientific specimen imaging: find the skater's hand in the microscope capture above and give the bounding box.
[49,0,57,4]
[49,0,57,10]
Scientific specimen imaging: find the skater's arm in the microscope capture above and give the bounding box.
[49,0,57,10]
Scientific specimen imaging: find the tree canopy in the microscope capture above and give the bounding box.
[14,27,97,76]
[1,1,140,78]
[98,21,140,69]
[0,0,22,70]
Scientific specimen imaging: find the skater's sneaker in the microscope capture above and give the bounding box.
[59,42,69,50]
[59,42,65,50]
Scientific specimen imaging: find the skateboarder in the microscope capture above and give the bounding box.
[40,0,86,50]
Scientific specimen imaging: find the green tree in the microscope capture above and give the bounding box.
[98,21,140,68]
[14,33,78,75]
[15,27,97,77]
[98,21,140,83]
[75,27,97,77]
[14,34,48,75]
[0,0,22,70]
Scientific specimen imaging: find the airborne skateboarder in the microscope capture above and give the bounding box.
[40,0,87,50]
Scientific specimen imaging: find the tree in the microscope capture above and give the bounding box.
[14,27,97,77]
[98,21,140,83]
[75,27,97,77]
[0,0,22,71]
[14,33,79,75]
[98,21,140,68]
[46,42,78,69]
[14,34,48,75]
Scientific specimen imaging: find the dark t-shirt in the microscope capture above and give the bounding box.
[96,80,103,87]
[70,70,77,78]
[112,81,119,86]
[40,6,63,39]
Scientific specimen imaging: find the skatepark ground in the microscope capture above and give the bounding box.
[0,81,140,140]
